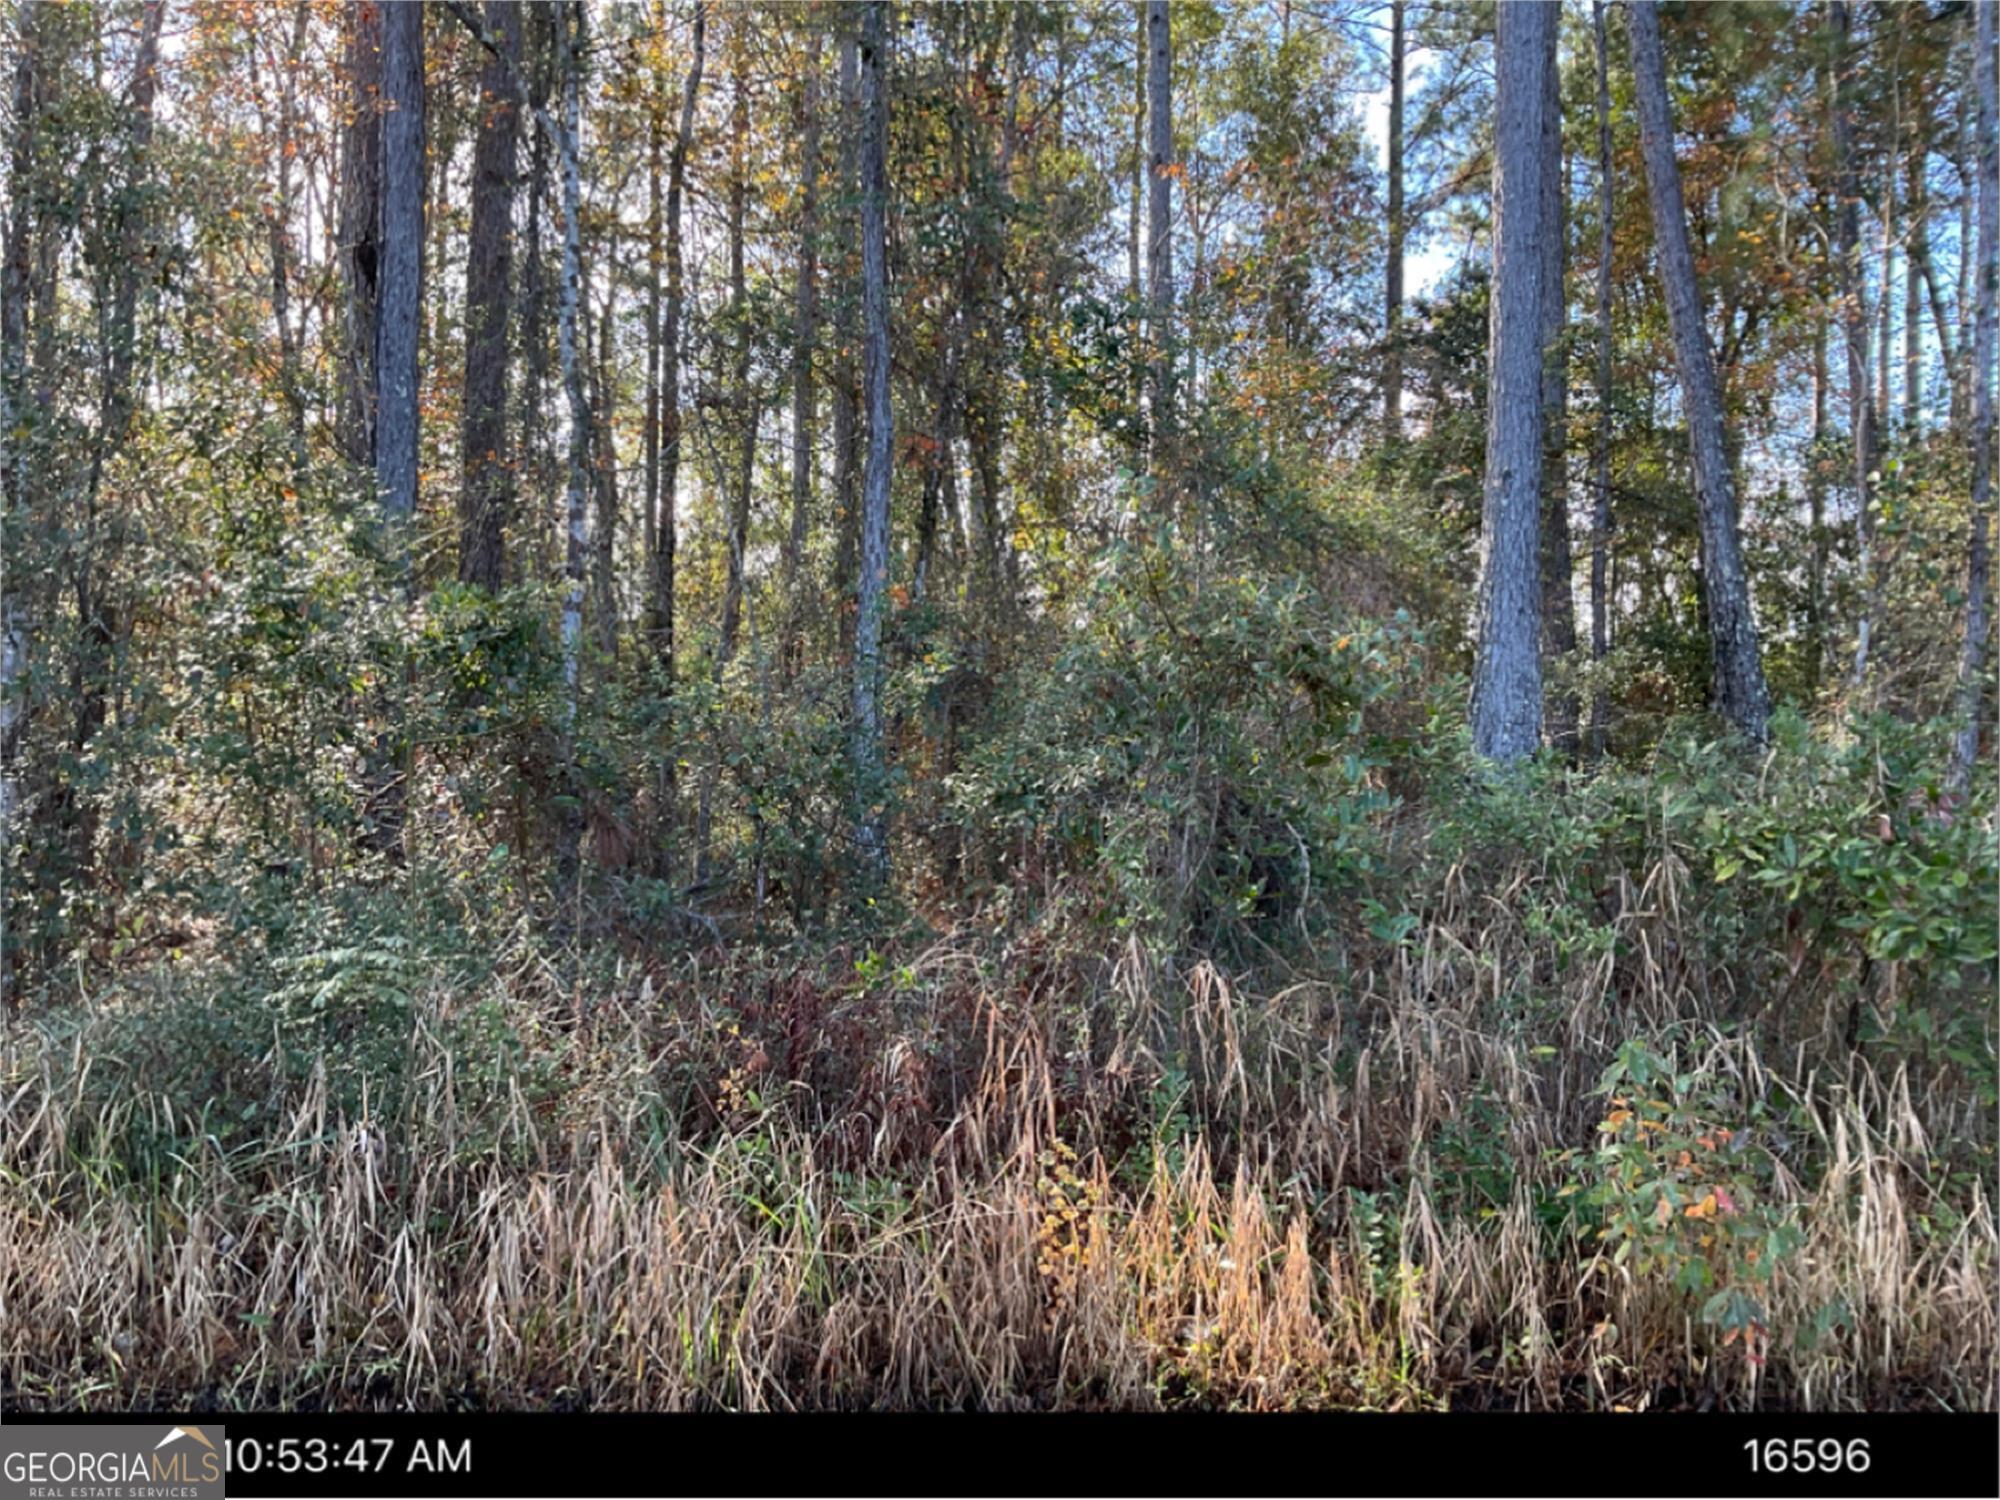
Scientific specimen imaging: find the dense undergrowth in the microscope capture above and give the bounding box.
[4,694,1994,1412]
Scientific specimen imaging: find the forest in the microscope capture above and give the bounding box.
[0,0,1995,1415]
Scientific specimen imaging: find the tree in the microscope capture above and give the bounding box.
[1383,0,1404,444]
[831,25,860,659]
[1587,0,1614,762]
[783,21,822,680]
[656,0,704,698]
[1540,28,1578,759]
[1831,0,1875,688]
[1,0,43,998]
[377,0,423,534]
[1145,0,1173,444]
[1627,0,1770,743]
[460,0,522,590]
[338,1,384,471]
[1947,0,1997,798]
[1469,0,1555,763]
[556,0,590,735]
[852,0,892,878]
[716,21,754,676]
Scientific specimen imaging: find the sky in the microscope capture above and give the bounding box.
[1359,41,1460,300]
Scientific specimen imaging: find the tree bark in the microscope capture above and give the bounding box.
[1588,0,1614,762]
[521,3,553,577]
[1628,0,1771,742]
[1145,0,1174,445]
[783,25,822,680]
[1,0,42,998]
[1129,1,1144,414]
[643,0,664,637]
[1384,0,1405,444]
[1922,242,1963,431]
[338,0,384,471]
[1470,0,1554,763]
[656,0,703,697]
[557,0,590,736]
[591,268,620,661]
[1946,0,1997,798]
[852,0,893,879]
[357,0,424,860]
[1540,48,1578,760]
[460,0,522,590]
[1809,311,1830,694]
[832,26,860,658]
[1832,0,1876,689]
[717,29,754,676]
[376,0,423,532]
[1904,149,1925,432]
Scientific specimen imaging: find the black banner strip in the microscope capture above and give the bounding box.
[7,1411,1994,1499]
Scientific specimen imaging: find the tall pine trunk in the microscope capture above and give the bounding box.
[1946,0,1997,798]
[851,0,893,880]
[832,28,860,659]
[460,0,521,590]
[1384,0,1404,444]
[1540,54,1578,760]
[361,0,423,859]
[557,0,590,741]
[716,30,753,675]
[1470,0,1554,762]
[1588,0,1615,762]
[1628,0,1771,742]
[782,26,821,680]
[338,0,383,472]
[1145,0,1173,450]
[1833,1,1876,687]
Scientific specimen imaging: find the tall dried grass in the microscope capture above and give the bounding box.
[2,851,1993,1412]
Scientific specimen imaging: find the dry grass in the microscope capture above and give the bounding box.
[1,851,1993,1413]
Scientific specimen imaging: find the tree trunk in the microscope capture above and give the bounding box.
[656,0,703,696]
[1904,149,1925,432]
[783,25,822,680]
[1946,0,1996,799]
[358,0,424,861]
[1877,42,1900,437]
[376,0,423,532]
[1540,64,1578,760]
[914,24,967,606]
[591,270,619,662]
[1587,0,1614,763]
[521,3,553,578]
[832,26,860,658]
[1384,0,1405,444]
[852,0,893,880]
[557,0,590,739]
[259,1,312,446]
[1922,242,1963,431]
[1145,0,1174,446]
[1628,0,1771,742]
[716,29,753,675]
[643,0,664,639]
[1810,311,1830,694]
[1129,1,1144,415]
[338,0,384,472]
[1469,0,1554,763]
[1832,0,1876,688]
[460,0,521,590]
[1,0,42,998]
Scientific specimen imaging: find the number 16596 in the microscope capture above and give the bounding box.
[1745,1438,1872,1474]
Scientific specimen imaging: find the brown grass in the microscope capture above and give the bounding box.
[1,853,1994,1413]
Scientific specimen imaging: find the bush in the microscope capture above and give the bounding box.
[948,524,1423,952]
